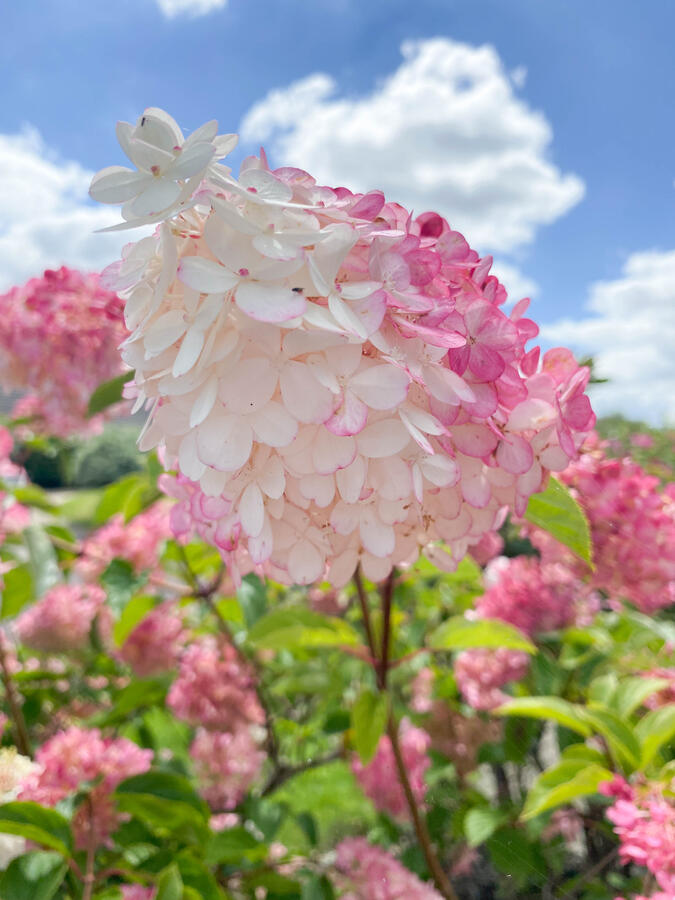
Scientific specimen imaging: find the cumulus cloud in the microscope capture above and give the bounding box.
[542,250,675,424]
[0,128,132,292]
[155,0,227,16]
[241,38,584,255]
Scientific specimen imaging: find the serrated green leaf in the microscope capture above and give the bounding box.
[525,476,592,565]
[636,705,675,768]
[496,697,592,736]
[0,803,72,855]
[352,690,388,764]
[464,807,507,847]
[428,616,536,654]
[522,761,613,820]
[87,371,135,417]
[0,850,67,900]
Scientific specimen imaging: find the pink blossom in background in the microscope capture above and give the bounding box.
[601,776,675,893]
[76,503,173,582]
[167,636,264,731]
[190,727,266,810]
[410,667,435,713]
[116,602,188,676]
[0,427,22,479]
[121,886,156,900]
[468,531,504,567]
[15,583,110,653]
[529,445,675,614]
[640,667,675,710]
[20,727,152,849]
[454,647,530,710]
[334,837,443,899]
[92,107,594,588]
[0,267,128,436]
[351,720,430,820]
[542,808,584,847]
[631,433,655,448]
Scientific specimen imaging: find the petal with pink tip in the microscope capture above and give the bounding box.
[350,364,410,411]
[452,424,499,458]
[496,434,534,475]
[312,429,356,474]
[280,362,334,424]
[178,257,239,294]
[424,365,476,405]
[325,391,368,437]
[288,541,324,586]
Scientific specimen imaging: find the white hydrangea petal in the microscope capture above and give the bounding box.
[197,414,253,471]
[312,429,356,475]
[288,541,324,585]
[179,431,206,480]
[178,257,239,294]
[235,281,306,323]
[173,328,205,377]
[89,166,148,204]
[169,141,215,180]
[258,455,286,499]
[240,482,265,537]
[144,309,186,355]
[327,293,368,339]
[360,508,395,558]
[350,364,410,410]
[280,362,334,424]
[424,364,476,405]
[251,402,298,447]
[356,419,410,458]
[336,455,367,503]
[135,107,184,151]
[220,357,277,413]
[130,178,182,217]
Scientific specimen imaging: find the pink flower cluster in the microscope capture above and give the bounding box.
[117,602,187,676]
[454,555,597,710]
[189,727,266,810]
[92,107,594,588]
[351,720,430,820]
[15,583,110,653]
[167,636,264,731]
[601,776,675,893]
[75,503,173,582]
[454,647,531,711]
[121,887,156,900]
[20,726,153,848]
[641,668,675,710]
[530,446,675,614]
[334,837,443,899]
[0,267,128,436]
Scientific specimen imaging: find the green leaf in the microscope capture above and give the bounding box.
[636,705,675,768]
[236,574,268,627]
[248,606,360,650]
[95,678,167,726]
[428,616,536,654]
[580,707,641,770]
[115,794,208,845]
[114,595,157,647]
[204,827,267,866]
[1,563,34,618]
[24,526,60,597]
[100,558,147,617]
[0,850,67,900]
[351,689,388,764]
[522,761,613,820]
[560,744,606,765]
[87,371,135,417]
[117,771,208,814]
[486,827,545,885]
[94,474,156,525]
[295,812,318,847]
[611,676,671,719]
[464,807,507,847]
[12,485,57,513]
[156,864,183,900]
[496,697,592,736]
[176,851,228,900]
[301,875,336,900]
[0,803,72,855]
[524,476,592,565]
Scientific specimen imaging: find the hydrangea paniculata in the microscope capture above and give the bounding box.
[117,602,187,676]
[0,748,39,869]
[190,726,266,810]
[528,444,675,613]
[334,837,443,899]
[601,775,675,893]
[351,719,430,820]
[15,583,110,653]
[0,267,128,436]
[167,636,264,731]
[19,726,153,848]
[91,107,594,587]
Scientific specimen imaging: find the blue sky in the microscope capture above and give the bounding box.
[2,0,674,421]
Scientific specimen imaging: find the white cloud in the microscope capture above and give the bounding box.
[241,38,584,255]
[542,250,675,424]
[0,128,133,292]
[491,260,539,306]
[155,0,227,17]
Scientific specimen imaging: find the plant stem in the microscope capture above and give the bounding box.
[82,798,96,900]
[352,573,458,900]
[0,633,31,757]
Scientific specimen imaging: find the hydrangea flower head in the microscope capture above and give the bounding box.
[92,107,594,587]
[15,583,110,653]
[190,726,266,810]
[0,748,39,870]
[0,267,128,436]
[351,719,430,820]
[334,837,443,899]
[117,601,187,676]
[20,726,153,848]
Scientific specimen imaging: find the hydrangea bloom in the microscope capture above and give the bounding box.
[351,720,430,820]
[641,667,675,710]
[190,726,266,810]
[529,444,675,613]
[91,107,594,588]
[20,727,153,848]
[167,636,264,731]
[15,583,110,653]
[117,602,187,676]
[0,748,39,869]
[334,837,443,899]
[0,267,128,436]
[601,776,675,893]
[454,647,531,711]
[75,503,173,582]
[121,888,156,900]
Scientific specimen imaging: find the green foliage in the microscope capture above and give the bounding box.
[428,616,536,653]
[351,689,389,764]
[524,475,593,565]
[87,371,135,418]
[0,851,68,900]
